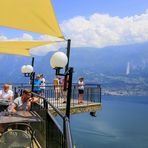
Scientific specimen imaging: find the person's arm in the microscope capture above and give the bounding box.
[30,97,39,103]
[0,90,3,99]
[26,99,32,111]
[8,96,13,101]
[26,96,39,111]
[8,91,13,101]
[11,98,19,112]
[11,103,17,113]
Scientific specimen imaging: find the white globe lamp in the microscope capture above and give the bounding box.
[50,52,68,69]
[26,65,33,73]
[21,65,27,73]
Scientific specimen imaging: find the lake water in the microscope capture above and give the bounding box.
[71,96,148,148]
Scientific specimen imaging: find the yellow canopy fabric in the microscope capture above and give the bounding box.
[0,41,56,56]
[0,0,64,38]
[0,48,30,56]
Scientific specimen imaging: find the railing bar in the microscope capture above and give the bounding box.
[31,92,65,118]
[64,117,73,148]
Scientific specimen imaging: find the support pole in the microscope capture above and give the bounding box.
[64,39,71,91]
[31,57,35,93]
[32,57,34,67]
[65,39,71,71]
[66,67,73,119]
[31,72,35,93]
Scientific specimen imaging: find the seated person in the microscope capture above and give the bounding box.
[0,84,13,101]
[10,89,38,112]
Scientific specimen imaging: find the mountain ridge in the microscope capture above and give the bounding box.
[0,42,148,95]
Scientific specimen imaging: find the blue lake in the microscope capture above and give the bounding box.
[71,96,148,148]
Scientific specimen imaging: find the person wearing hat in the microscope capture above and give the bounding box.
[78,77,85,104]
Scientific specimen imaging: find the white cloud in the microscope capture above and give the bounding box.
[1,10,148,55]
[0,35,7,40]
[61,9,148,48]
[30,43,64,56]
[30,35,66,56]
[21,33,33,40]
[0,33,65,56]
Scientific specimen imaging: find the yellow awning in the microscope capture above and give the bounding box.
[0,48,30,56]
[0,41,56,56]
[0,0,64,38]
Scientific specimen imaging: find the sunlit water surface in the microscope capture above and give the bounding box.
[71,96,148,148]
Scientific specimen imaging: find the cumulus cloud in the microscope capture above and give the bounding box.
[0,35,7,40]
[61,9,148,48]
[21,33,33,40]
[0,10,148,55]
[30,35,66,56]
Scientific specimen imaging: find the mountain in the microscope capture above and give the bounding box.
[70,42,148,78]
[0,53,55,83]
[0,42,148,95]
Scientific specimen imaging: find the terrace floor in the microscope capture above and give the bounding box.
[46,98,102,116]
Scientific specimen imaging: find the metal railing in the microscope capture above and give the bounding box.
[31,92,73,148]
[9,83,101,108]
[0,83,101,148]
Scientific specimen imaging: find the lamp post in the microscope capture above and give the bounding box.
[50,51,73,119]
[21,65,35,92]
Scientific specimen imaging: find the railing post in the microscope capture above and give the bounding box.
[44,99,48,110]
[99,86,101,103]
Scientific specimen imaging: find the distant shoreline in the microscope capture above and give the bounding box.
[102,89,148,96]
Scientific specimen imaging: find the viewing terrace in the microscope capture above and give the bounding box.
[0,83,101,116]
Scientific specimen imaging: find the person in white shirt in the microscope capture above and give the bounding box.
[40,74,46,97]
[0,83,13,101]
[78,77,85,104]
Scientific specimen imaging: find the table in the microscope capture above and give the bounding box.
[0,111,42,124]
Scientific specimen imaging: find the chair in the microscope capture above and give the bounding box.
[0,123,34,148]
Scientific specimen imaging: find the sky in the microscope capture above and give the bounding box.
[0,0,148,55]
[53,0,148,20]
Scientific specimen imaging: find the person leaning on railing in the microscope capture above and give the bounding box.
[9,89,38,112]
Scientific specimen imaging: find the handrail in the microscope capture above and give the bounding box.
[0,83,101,87]
[31,92,65,118]
[13,83,101,148]
[64,117,73,148]
[31,91,73,148]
